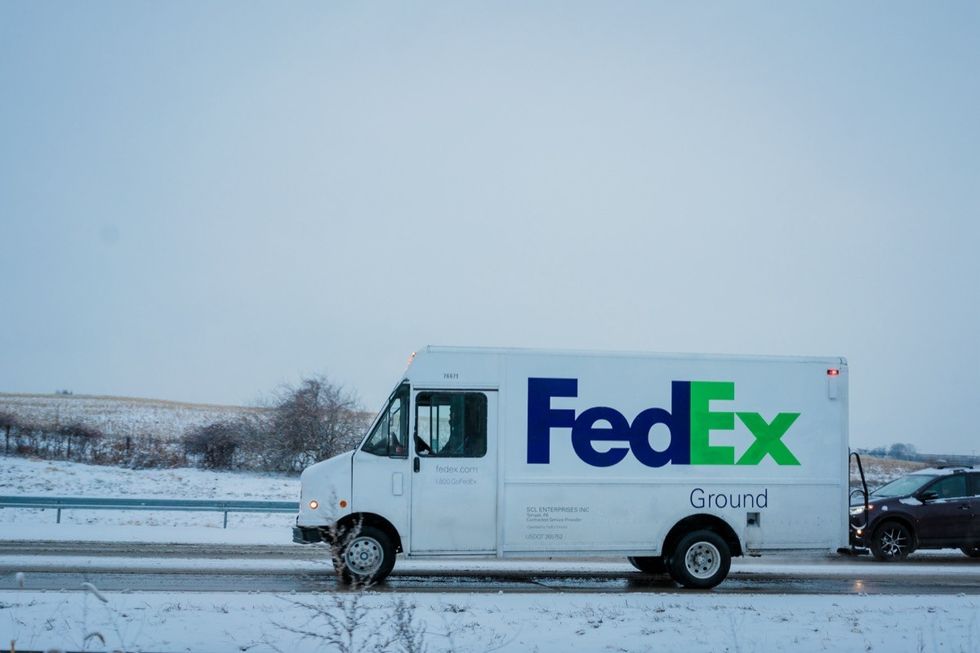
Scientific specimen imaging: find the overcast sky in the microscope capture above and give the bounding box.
[1,2,978,454]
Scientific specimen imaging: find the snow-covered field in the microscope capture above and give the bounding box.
[3,456,979,652]
[0,392,267,440]
[855,455,930,488]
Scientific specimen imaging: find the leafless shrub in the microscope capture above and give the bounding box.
[117,434,185,469]
[273,593,379,653]
[316,512,374,588]
[270,593,429,653]
[390,598,428,653]
[58,422,102,460]
[182,421,242,469]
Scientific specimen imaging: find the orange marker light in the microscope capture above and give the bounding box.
[339,500,348,508]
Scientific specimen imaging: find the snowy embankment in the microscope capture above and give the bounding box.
[0,457,298,542]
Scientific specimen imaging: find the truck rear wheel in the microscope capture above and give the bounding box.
[627,556,667,574]
[338,525,396,585]
[668,530,731,589]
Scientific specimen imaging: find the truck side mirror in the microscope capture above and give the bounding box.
[919,490,939,502]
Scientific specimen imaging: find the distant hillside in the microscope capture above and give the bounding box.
[0,392,270,440]
[852,455,930,489]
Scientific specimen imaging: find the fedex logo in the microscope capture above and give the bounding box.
[527,378,800,468]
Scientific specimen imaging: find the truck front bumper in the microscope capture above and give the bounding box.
[292,525,324,544]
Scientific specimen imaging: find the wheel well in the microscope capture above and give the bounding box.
[662,514,743,559]
[335,513,403,553]
[873,516,918,549]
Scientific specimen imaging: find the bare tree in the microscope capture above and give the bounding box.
[268,375,366,472]
[0,412,16,456]
[888,442,918,461]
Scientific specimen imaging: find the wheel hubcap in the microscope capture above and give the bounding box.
[880,528,908,557]
[344,536,383,576]
[684,541,721,579]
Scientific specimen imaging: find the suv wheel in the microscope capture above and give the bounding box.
[960,545,980,558]
[667,530,731,589]
[870,521,912,561]
[627,556,667,574]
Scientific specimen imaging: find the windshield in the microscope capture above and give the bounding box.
[360,383,409,457]
[870,474,939,499]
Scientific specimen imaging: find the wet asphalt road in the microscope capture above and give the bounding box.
[1,541,979,595]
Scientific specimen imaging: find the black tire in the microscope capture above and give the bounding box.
[870,521,913,561]
[627,556,667,574]
[338,524,396,585]
[960,545,980,558]
[667,530,731,589]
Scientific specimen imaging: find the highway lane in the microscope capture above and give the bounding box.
[5,540,980,565]
[1,542,979,595]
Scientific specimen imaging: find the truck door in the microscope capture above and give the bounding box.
[410,390,497,553]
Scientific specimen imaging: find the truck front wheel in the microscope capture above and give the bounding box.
[668,530,731,589]
[338,525,396,585]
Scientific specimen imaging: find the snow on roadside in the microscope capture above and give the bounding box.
[0,457,297,500]
[1,589,977,653]
[0,456,299,531]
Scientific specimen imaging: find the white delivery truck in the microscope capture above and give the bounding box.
[293,346,850,588]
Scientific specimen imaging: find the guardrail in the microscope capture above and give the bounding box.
[0,496,299,528]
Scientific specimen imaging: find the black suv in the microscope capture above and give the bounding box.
[850,466,980,561]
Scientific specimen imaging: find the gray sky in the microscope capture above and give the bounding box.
[1,2,978,454]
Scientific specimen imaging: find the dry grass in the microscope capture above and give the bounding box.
[851,454,932,488]
[0,392,269,440]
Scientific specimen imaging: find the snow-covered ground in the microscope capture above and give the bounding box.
[0,456,298,532]
[3,456,978,652]
[3,589,978,652]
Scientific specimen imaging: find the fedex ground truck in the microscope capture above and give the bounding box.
[293,346,850,588]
